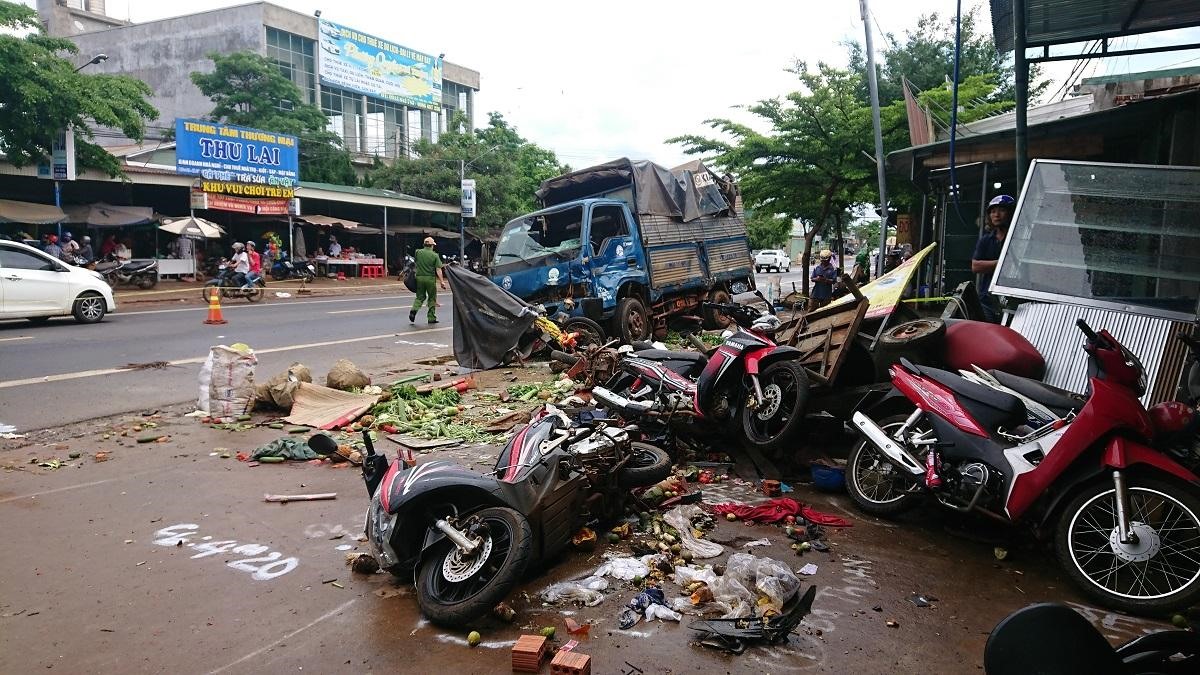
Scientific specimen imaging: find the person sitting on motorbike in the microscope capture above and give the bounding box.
[44,234,63,260]
[230,242,249,287]
[115,238,133,262]
[60,232,79,262]
[77,236,93,264]
[243,241,262,289]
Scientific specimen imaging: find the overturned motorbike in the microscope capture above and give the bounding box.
[847,319,1200,613]
[309,405,671,627]
[593,298,809,454]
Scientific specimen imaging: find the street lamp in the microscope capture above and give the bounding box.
[74,53,107,72]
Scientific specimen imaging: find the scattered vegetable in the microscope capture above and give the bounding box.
[467,630,481,647]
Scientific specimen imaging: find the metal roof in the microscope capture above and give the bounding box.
[991,0,1200,52]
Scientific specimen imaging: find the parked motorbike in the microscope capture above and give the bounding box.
[269,253,316,282]
[308,405,671,627]
[94,254,158,289]
[593,297,809,453]
[984,602,1200,674]
[201,263,266,303]
[847,318,1200,613]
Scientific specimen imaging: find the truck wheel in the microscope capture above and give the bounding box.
[703,289,732,330]
[615,297,650,344]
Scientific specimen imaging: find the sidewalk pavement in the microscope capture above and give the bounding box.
[114,276,417,305]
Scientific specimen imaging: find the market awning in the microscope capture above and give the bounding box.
[386,225,460,239]
[63,202,156,227]
[0,198,65,224]
[990,0,1200,52]
[300,214,363,229]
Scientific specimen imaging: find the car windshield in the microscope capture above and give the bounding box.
[493,205,584,265]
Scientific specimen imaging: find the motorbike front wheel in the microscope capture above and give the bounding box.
[1055,476,1200,614]
[741,360,810,453]
[416,506,533,627]
[618,443,673,488]
[845,414,924,516]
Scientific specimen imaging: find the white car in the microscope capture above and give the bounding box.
[754,249,791,273]
[0,240,116,324]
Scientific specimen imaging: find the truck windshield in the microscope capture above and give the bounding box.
[493,205,584,265]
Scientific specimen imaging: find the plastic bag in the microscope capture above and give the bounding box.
[753,556,800,613]
[645,604,682,622]
[594,556,650,581]
[541,581,604,607]
[707,553,800,618]
[664,505,723,559]
[198,345,257,416]
[674,565,718,587]
[581,576,609,591]
[326,358,370,391]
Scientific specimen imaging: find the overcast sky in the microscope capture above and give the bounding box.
[24,0,1200,168]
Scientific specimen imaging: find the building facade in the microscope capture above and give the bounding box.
[36,0,480,160]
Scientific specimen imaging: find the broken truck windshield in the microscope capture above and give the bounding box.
[493,206,584,265]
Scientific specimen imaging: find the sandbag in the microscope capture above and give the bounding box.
[326,359,370,391]
[256,362,313,410]
[198,345,257,416]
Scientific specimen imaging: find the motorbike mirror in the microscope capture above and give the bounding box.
[307,433,339,456]
[361,428,376,457]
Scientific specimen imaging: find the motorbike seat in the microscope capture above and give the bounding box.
[984,603,1122,675]
[633,349,708,378]
[901,359,1026,431]
[988,370,1085,417]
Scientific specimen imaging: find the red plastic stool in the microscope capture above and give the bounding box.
[362,265,384,278]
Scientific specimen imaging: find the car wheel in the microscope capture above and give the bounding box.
[73,292,106,324]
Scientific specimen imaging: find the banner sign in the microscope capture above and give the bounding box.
[460,179,476,218]
[176,119,299,187]
[199,180,295,199]
[193,189,291,215]
[827,243,936,319]
[317,18,441,111]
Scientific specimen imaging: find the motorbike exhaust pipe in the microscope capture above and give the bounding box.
[851,412,925,476]
[592,386,655,414]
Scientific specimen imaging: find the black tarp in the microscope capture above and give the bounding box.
[534,158,737,223]
[446,265,538,370]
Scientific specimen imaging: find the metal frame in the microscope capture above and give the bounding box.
[1029,38,1200,63]
[990,158,1200,323]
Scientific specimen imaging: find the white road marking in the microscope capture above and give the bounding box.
[327,305,409,315]
[207,598,359,674]
[0,467,170,504]
[0,327,452,390]
[0,335,33,342]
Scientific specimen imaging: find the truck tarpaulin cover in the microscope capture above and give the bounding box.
[446,265,539,370]
[535,158,736,222]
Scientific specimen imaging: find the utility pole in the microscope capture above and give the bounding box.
[459,159,466,262]
[859,0,890,278]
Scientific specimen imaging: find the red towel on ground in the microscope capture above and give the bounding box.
[710,498,852,527]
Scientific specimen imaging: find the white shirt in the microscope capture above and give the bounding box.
[328,241,342,257]
[233,251,250,274]
[115,244,132,261]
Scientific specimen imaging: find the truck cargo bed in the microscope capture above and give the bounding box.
[640,211,751,291]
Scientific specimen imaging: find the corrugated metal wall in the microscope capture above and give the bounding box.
[1008,303,1190,404]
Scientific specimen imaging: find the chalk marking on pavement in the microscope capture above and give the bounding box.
[0,327,452,390]
[0,335,33,343]
[0,467,169,504]
[207,598,359,675]
[327,305,408,314]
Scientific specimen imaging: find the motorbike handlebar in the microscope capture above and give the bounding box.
[1178,332,1200,355]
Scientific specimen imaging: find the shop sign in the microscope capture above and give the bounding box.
[205,192,292,216]
[317,18,441,111]
[460,179,476,218]
[176,119,299,187]
[200,180,295,199]
[37,128,76,181]
[190,189,208,210]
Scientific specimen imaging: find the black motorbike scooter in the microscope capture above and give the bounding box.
[308,405,671,627]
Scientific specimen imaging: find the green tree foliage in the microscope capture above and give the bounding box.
[670,63,874,294]
[0,1,157,177]
[745,210,793,250]
[369,112,567,230]
[191,51,356,185]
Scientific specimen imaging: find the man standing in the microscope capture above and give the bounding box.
[328,236,342,258]
[809,249,838,311]
[409,236,448,324]
[971,195,1015,323]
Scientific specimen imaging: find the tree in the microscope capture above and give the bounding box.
[369,112,567,230]
[745,210,792,250]
[670,63,875,295]
[0,1,157,177]
[191,51,356,185]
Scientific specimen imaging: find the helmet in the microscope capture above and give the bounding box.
[819,249,832,259]
[987,195,1015,211]
[82,236,91,243]
[232,242,245,250]
[1150,401,1197,437]
[751,314,782,334]
[246,241,255,248]
[424,236,436,245]
[62,232,72,240]
[48,234,58,243]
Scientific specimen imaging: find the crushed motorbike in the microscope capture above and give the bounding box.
[847,318,1200,614]
[506,308,606,366]
[94,254,158,289]
[308,404,671,627]
[201,263,266,303]
[593,297,809,454]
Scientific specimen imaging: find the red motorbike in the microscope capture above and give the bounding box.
[592,300,808,453]
[848,318,1200,614]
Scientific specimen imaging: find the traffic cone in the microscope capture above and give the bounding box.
[204,287,227,325]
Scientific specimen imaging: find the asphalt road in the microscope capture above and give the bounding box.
[0,292,454,432]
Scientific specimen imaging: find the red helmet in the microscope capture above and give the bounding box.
[1150,401,1196,437]
[48,234,58,243]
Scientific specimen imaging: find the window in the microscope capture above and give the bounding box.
[494,206,584,264]
[589,205,628,254]
[993,161,1200,319]
[266,27,316,105]
[0,246,59,272]
[321,87,362,152]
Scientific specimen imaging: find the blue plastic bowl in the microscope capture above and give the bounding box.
[811,464,846,493]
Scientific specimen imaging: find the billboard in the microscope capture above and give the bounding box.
[317,19,442,111]
[175,119,300,188]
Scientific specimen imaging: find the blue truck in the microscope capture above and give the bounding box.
[489,158,755,343]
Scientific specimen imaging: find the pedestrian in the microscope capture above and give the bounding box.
[78,235,94,264]
[100,234,118,259]
[409,236,448,325]
[44,234,63,260]
[328,235,342,258]
[243,241,262,288]
[230,241,249,286]
[115,238,133,262]
[971,195,1015,323]
[851,248,870,286]
[809,249,838,311]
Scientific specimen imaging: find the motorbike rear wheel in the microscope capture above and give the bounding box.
[618,443,672,488]
[845,414,924,516]
[416,506,532,628]
[741,360,810,453]
[136,275,157,290]
[246,285,264,303]
[1055,476,1200,614]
